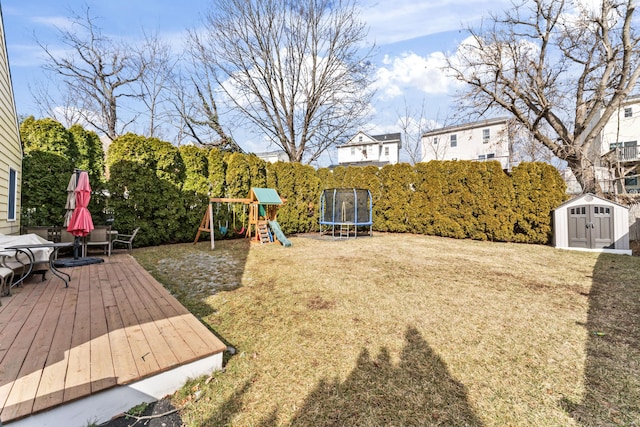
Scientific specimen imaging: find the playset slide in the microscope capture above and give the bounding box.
[268,220,292,247]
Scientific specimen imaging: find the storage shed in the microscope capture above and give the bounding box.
[553,193,631,255]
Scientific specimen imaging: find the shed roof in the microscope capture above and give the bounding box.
[250,188,283,204]
[555,193,629,210]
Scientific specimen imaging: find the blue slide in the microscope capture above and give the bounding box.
[268,220,292,247]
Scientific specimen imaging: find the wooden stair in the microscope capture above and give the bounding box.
[257,221,271,243]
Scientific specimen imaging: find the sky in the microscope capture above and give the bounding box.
[1,0,513,165]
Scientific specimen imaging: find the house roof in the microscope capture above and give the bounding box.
[341,131,402,148]
[422,117,510,138]
[555,193,629,210]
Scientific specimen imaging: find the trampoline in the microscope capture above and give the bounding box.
[319,188,373,239]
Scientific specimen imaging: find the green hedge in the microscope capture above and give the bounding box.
[106,140,567,245]
[20,119,567,246]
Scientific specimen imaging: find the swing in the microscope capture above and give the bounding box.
[219,220,228,235]
[216,202,229,236]
[233,204,247,235]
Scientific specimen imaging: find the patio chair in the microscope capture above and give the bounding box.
[111,227,140,253]
[60,229,82,257]
[24,226,54,242]
[0,264,14,302]
[86,226,111,256]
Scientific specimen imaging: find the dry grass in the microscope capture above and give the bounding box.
[133,233,640,426]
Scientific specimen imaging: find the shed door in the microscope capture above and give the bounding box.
[568,205,613,249]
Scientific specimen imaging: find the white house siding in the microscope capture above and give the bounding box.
[0,7,22,235]
[421,118,511,169]
[337,131,400,166]
[596,97,640,192]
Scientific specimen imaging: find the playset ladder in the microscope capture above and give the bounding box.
[257,221,271,243]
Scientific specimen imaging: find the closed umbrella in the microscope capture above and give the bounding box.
[63,173,76,227]
[67,171,94,258]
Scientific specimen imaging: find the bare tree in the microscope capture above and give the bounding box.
[169,45,241,150]
[447,0,640,194]
[39,7,147,141]
[192,0,375,163]
[31,78,86,128]
[137,32,177,139]
[396,98,430,164]
[397,99,455,164]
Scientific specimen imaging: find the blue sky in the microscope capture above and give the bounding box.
[2,0,512,164]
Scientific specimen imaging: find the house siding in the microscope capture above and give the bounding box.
[0,6,23,236]
[337,131,400,166]
[421,118,511,169]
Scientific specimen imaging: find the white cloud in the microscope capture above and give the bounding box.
[372,51,460,99]
[31,16,75,31]
[360,0,512,45]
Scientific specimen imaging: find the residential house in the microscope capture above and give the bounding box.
[597,96,640,194]
[0,8,22,236]
[421,117,512,170]
[255,150,289,163]
[337,131,401,167]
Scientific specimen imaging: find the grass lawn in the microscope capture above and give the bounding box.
[133,233,640,426]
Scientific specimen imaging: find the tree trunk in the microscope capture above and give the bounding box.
[568,157,602,195]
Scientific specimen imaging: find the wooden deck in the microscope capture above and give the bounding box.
[0,254,226,424]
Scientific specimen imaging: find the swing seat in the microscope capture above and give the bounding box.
[234,226,245,235]
[219,226,228,235]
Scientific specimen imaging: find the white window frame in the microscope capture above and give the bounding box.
[482,128,490,144]
[350,146,355,156]
[8,168,17,221]
[450,134,457,147]
[433,137,438,145]
[624,107,633,118]
[384,146,389,157]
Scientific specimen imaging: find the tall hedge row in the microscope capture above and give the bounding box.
[104,134,567,246]
[23,119,566,246]
[19,117,106,227]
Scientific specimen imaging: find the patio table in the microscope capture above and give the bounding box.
[5,242,73,288]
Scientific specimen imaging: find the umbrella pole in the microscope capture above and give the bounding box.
[73,236,81,259]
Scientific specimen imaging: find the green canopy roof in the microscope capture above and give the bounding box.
[250,188,283,204]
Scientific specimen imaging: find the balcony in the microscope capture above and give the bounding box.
[612,145,640,162]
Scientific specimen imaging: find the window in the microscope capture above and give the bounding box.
[482,128,490,143]
[486,153,495,159]
[625,107,633,118]
[8,168,16,221]
[384,146,389,156]
[433,137,438,145]
[625,176,638,187]
[450,134,457,147]
[478,154,486,160]
[350,147,355,156]
[358,135,363,142]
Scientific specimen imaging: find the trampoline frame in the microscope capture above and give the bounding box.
[319,188,373,239]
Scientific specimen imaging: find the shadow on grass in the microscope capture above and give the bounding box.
[201,327,481,426]
[562,253,640,425]
[287,326,483,426]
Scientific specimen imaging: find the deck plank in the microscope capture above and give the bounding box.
[0,274,62,420]
[110,259,180,372]
[32,271,79,412]
[0,254,226,424]
[88,263,116,393]
[63,263,93,403]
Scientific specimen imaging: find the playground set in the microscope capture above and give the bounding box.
[319,188,373,239]
[194,187,292,249]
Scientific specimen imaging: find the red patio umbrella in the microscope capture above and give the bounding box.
[67,171,94,256]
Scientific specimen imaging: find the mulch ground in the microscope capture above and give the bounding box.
[98,398,183,427]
